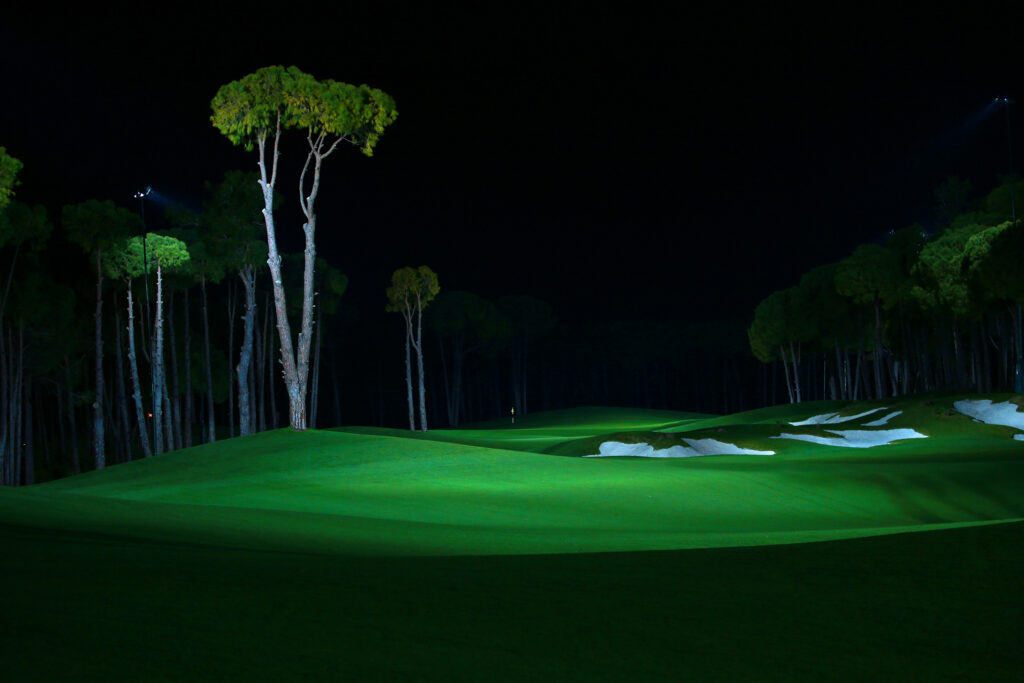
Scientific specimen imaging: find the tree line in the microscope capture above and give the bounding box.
[748,176,1024,402]
[0,156,354,484]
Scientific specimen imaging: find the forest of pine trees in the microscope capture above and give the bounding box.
[748,177,1024,403]
[4,131,1021,488]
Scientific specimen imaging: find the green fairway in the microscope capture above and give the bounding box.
[2,398,1023,679]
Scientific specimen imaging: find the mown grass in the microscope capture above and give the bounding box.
[1,398,1022,679]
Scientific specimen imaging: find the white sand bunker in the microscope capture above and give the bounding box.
[863,410,902,426]
[771,428,927,448]
[585,438,775,458]
[953,399,1024,433]
[789,407,888,426]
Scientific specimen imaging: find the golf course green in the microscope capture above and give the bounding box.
[2,396,1022,680]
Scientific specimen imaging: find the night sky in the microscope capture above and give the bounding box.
[3,4,1019,325]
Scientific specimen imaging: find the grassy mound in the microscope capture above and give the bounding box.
[2,396,1023,679]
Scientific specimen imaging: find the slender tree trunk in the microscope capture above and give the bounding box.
[93,250,106,469]
[873,298,885,400]
[403,313,415,431]
[126,286,153,459]
[114,307,132,462]
[249,337,257,431]
[951,320,963,388]
[415,299,428,432]
[899,303,912,395]
[780,345,795,404]
[310,298,323,429]
[201,276,215,443]
[65,355,81,473]
[152,265,165,456]
[22,376,32,484]
[237,266,256,436]
[0,330,8,484]
[790,341,802,403]
[183,291,193,448]
[269,321,278,429]
[40,384,52,471]
[453,339,464,427]
[254,122,329,432]
[227,279,236,438]
[12,328,23,484]
[167,289,183,450]
[833,339,845,400]
[162,378,174,453]
[331,345,341,427]
[438,334,453,426]
[256,290,269,433]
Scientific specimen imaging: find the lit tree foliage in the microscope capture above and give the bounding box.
[0,147,22,211]
[211,65,397,430]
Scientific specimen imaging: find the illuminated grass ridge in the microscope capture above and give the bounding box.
[1,395,1022,679]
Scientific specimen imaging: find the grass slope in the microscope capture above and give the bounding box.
[1,397,1023,679]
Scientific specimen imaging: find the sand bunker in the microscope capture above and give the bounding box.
[953,399,1024,432]
[789,407,888,426]
[771,428,927,448]
[863,410,902,426]
[586,438,775,458]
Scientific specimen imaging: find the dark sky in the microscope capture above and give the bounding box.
[3,3,1020,325]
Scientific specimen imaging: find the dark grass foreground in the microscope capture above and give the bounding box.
[2,399,1023,680]
[1,520,1022,681]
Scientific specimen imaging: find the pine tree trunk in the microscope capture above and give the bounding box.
[22,377,31,484]
[126,286,153,459]
[252,124,306,430]
[237,266,256,436]
[256,290,269,433]
[951,320,963,389]
[65,355,81,473]
[257,141,308,431]
[12,328,23,484]
[0,330,8,484]
[152,265,165,456]
[416,302,428,432]
[309,299,322,429]
[167,289,183,450]
[331,346,341,427]
[780,345,795,403]
[249,338,257,431]
[453,338,464,427]
[93,250,106,469]
[833,339,844,400]
[40,383,52,470]
[162,378,174,453]
[269,322,278,429]
[183,291,193,448]
[201,276,215,443]
[227,279,236,438]
[438,334,453,426]
[404,314,415,431]
[114,307,132,462]
[790,341,802,403]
